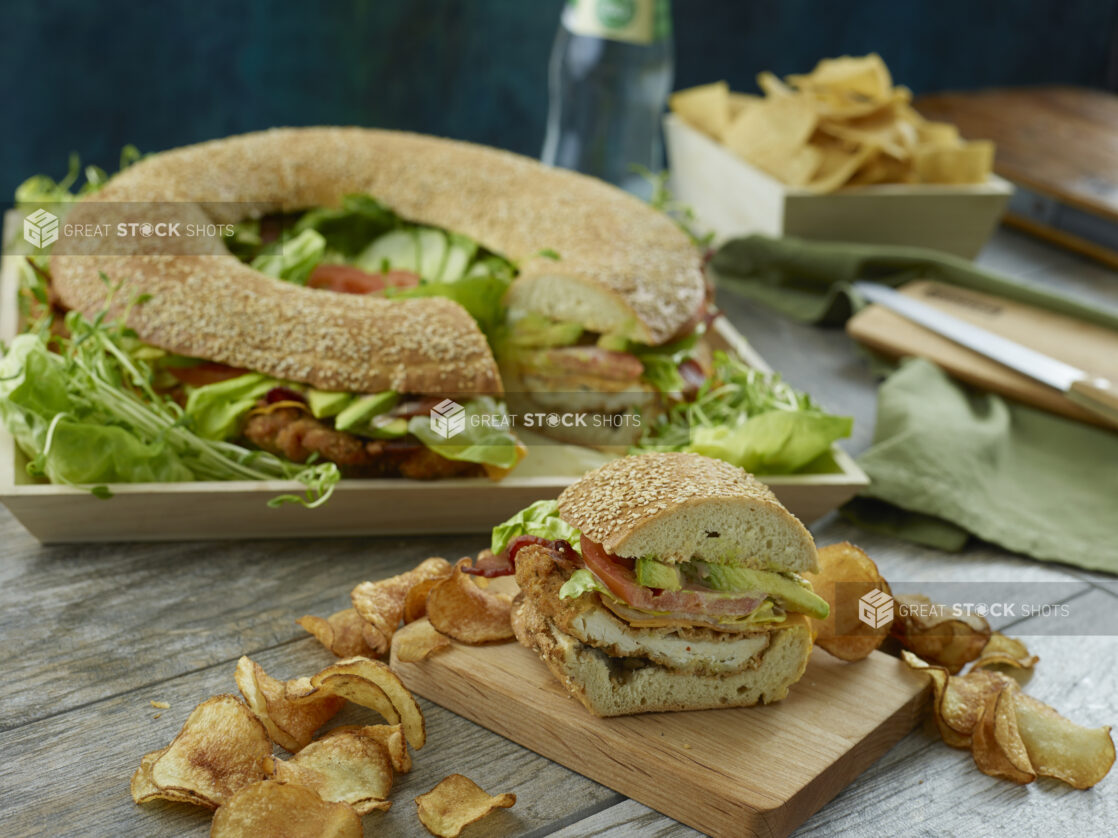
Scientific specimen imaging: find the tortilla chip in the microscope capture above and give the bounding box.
[669,81,731,140]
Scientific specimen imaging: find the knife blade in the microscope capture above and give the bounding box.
[852,281,1118,430]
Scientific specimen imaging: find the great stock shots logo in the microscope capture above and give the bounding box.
[23,209,59,248]
[858,588,894,629]
[430,399,466,439]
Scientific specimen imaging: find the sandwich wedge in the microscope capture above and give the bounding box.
[475,452,828,716]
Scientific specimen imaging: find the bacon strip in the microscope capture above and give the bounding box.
[462,535,580,578]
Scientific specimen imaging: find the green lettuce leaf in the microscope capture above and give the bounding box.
[183,373,281,441]
[295,194,401,256]
[0,323,339,506]
[632,332,700,396]
[687,411,853,474]
[0,334,193,486]
[223,220,263,261]
[250,228,326,286]
[391,273,511,339]
[490,499,583,557]
[407,397,523,471]
[636,350,853,473]
[558,568,613,601]
[14,145,141,206]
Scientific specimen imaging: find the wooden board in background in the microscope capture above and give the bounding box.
[916,86,1118,265]
[391,640,929,838]
[846,279,1118,427]
[916,86,1118,222]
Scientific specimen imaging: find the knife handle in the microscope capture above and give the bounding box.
[1067,378,1118,432]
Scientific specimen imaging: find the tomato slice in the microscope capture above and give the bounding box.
[307,264,421,295]
[167,362,250,387]
[580,536,763,617]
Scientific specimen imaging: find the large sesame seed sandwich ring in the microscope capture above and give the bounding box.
[46,127,705,479]
[471,452,828,716]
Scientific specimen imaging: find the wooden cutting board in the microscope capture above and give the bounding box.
[391,640,928,838]
[846,279,1118,428]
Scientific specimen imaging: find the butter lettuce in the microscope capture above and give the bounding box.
[688,411,853,474]
[183,373,282,441]
[491,499,583,557]
[391,273,511,340]
[0,321,338,506]
[636,350,852,474]
[408,397,523,471]
[558,568,612,600]
[0,335,192,487]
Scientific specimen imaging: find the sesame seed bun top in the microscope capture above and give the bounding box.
[558,452,818,573]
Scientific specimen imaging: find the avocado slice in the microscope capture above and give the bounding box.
[307,389,353,419]
[596,334,632,352]
[334,391,399,433]
[416,228,448,281]
[635,558,682,591]
[439,233,478,282]
[699,563,829,620]
[507,314,583,348]
[356,229,418,273]
[360,416,408,439]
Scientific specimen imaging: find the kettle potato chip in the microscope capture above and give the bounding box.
[235,657,344,752]
[393,617,452,663]
[426,558,515,645]
[1014,693,1116,789]
[265,730,394,814]
[415,774,516,838]
[210,780,362,838]
[803,542,891,662]
[308,657,426,749]
[147,695,271,808]
[296,608,380,659]
[890,593,990,674]
[971,632,1039,672]
[321,724,412,774]
[351,558,453,655]
[972,681,1036,784]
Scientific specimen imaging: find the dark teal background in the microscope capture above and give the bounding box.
[4,0,1117,196]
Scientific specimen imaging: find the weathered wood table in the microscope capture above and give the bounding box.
[1,228,1115,837]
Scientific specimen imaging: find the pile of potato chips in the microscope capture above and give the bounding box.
[804,541,1114,789]
[670,54,995,193]
[131,553,518,838]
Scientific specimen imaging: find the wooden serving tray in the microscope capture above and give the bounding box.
[391,638,929,838]
[0,253,867,543]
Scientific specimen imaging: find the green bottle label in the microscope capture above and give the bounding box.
[564,0,671,45]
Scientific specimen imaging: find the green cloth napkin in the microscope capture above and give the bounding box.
[847,358,1118,572]
[712,235,1118,330]
[710,235,1118,573]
